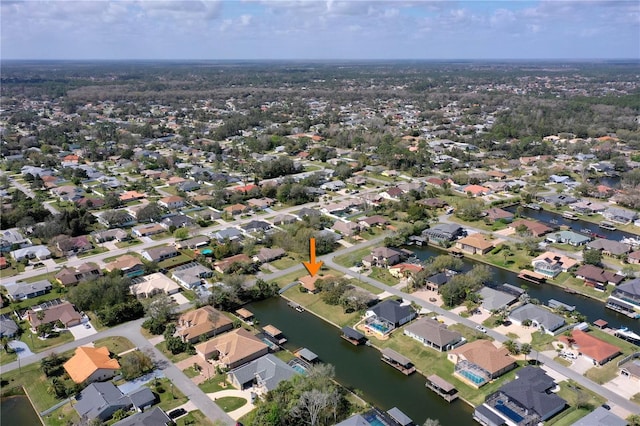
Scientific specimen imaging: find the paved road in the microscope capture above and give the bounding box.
[5,174,59,215]
[322,256,640,416]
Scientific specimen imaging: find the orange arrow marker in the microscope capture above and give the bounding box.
[303,237,323,277]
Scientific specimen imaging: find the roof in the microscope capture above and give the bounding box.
[27,301,81,328]
[509,303,565,332]
[575,264,624,285]
[478,287,518,312]
[127,387,155,410]
[74,382,127,420]
[230,354,298,391]
[4,279,52,299]
[195,328,268,366]
[498,366,566,419]
[450,340,515,375]
[510,219,553,236]
[297,348,318,362]
[342,326,365,340]
[105,254,143,272]
[64,346,121,383]
[130,273,180,296]
[381,348,412,367]
[404,317,462,348]
[178,306,233,340]
[572,406,627,426]
[263,324,283,337]
[532,251,578,270]
[560,330,621,364]
[299,274,335,292]
[113,407,172,426]
[370,299,414,324]
[387,407,413,426]
[427,374,456,392]
[587,239,631,255]
[0,316,19,336]
[235,308,254,319]
[457,233,494,250]
[614,279,640,297]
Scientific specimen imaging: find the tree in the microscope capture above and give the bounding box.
[503,340,520,355]
[136,203,163,223]
[173,228,190,240]
[293,389,330,426]
[520,343,532,361]
[120,350,154,380]
[583,249,602,266]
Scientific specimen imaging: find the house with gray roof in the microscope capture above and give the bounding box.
[477,366,566,426]
[545,230,591,246]
[141,246,178,263]
[0,315,19,338]
[228,354,298,392]
[113,407,172,426]
[10,245,51,261]
[538,194,576,206]
[75,382,156,422]
[572,406,626,426]
[508,304,565,335]
[608,279,640,317]
[586,239,631,257]
[211,227,243,242]
[0,228,31,252]
[603,207,636,225]
[404,317,464,351]
[4,280,52,301]
[422,223,464,243]
[365,299,416,330]
[478,287,518,313]
[171,262,213,289]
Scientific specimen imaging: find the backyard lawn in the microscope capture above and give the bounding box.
[42,402,80,426]
[176,410,217,426]
[198,374,231,393]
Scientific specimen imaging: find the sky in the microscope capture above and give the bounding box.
[1,0,639,60]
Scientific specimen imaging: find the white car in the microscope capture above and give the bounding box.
[475,325,487,333]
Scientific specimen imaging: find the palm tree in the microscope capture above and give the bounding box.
[503,339,520,355]
[520,343,532,361]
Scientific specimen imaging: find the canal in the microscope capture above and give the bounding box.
[504,205,638,242]
[247,297,476,426]
[409,245,639,333]
[0,395,41,426]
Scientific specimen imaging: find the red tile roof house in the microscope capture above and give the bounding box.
[558,330,621,366]
[158,195,185,210]
[462,185,491,197]
[389,263,424,278]
[574,264,625,290]
[484,207,514,223]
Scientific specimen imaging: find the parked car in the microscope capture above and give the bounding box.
[168,408,187,419]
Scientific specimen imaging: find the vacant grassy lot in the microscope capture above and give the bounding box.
[282,288,360,328]
[176,410,217,426]
[149,378,188,412]
[334,246,372,268]
[270,255,303,270]
[368,267,397,286]
[93,336,135,355]
[77,247,108,258]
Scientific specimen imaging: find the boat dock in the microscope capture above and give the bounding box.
[426,374,459,402]
[548,299,575,312]
[341,326,367,346]
[518,269,547,284]
[380,348,415,375]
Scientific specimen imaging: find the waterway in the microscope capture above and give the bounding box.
[504,205,638,242]
[0,395,42,426]
[409,245,639,333]
[247,297,476,426]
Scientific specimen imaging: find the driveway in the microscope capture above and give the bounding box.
[117,369,165,394]
[68,321,97,340]
[207,389,255,420]
[8,340,34,358]
[171,293,190,305]
[570,356,596,374]
[603,374,638,400]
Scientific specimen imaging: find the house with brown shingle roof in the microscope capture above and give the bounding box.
[195,328,269,369]
[177,306,233,343]
[484,207,514,223]
[448,340,516,382]
[455,233,495,255]
[558,330,621,366]
[64,346,121,384]
[299,275,335,293]
[509,219,553,237]
[27,301,83,330]
[224,203,249,216]
[213,253,252,274]
[104,254,145,277]
[119,190,146,202]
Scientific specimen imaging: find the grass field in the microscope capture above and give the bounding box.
[150,378,188,412]
[115,239,143,249]
[42,401,80,426]
[176,410,217,426]
[77,247,108,258]
[547,380,605,426]
[368,267,398,286]
[270,255,303,270]
[334,246,372,267]
[93,336,135,355]
[215,396,247,412]
[198,374,231,393]
[282,287,360,328]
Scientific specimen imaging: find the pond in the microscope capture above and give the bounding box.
[0,395,41,426]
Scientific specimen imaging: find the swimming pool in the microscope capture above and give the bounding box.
[367,322,390,334]
[495,400,524,423]
[201,249,213,256]
[363,413,387,426]
[458,370,486,385]
[292,364,307,375]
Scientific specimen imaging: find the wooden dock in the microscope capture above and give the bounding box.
[426,374,458,402]
[518,269,546,284]
[380,348,415,375]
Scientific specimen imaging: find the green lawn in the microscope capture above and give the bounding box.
[448,323,494,342]
[215,396,247,412]
[269,270,307,289]
[77,247,109,258]
[42,401,80,426]
[176,410,217,426]
[0,266,21,278]
[148,378,188,412]
[183,365,201,378]
[158,254,194,269]
[350,279,384,295]
[530,331,556,351]
[114,239,143,249]
[22,329,75,353]
[273,350,295,363]
[0,290,62,315]
[270,255,303,270]
[548,380,605,425]
[198,374,231,393]
[334,246,372,268]
[282,288,360,328]
[93,336,135,355]
[368,267,398,286]
[0,360,66,413]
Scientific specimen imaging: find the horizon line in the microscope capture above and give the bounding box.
[2,58,639,62]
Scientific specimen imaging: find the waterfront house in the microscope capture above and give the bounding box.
[195,328,268,369]
[422,223,464,244]
[455,233,495,255]
[508,219,553,237]
[538,194,576,206]
[64,346,121,384]
[607,279,640,317]
[448,340,516,385]
[177,306,233,343]
[424,272,452,291]
[477,287,519,313]
[365,299,415,334]
[129,273,181,298]
[531,251,578,278]
[558,330,621,366]
[389,263,423,278]
[228,354,298,391]
[545,230,590,247]
[27,301,82,330]
[574,264,624,290]
[404,317,464,351]
[484,207,514,223]
[586,239,631,257]
[74,382,155,422]
[366,247,406,267]
[476,366,566,426]
[141,246,178,263]
[508,303,565,335]
[603,207,636,225]
[4,279,52,301]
